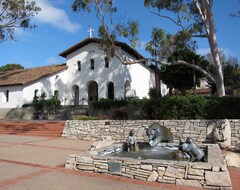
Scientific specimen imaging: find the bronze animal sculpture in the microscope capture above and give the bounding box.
[171,150,191,161]
[147,123,173,147]
[178,137,205,162]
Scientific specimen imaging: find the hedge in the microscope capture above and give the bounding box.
[141,96,240,119]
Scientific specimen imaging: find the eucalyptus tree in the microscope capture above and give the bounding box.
[206,51,240,96]
[72,0,226,97]
[0,0,40,43]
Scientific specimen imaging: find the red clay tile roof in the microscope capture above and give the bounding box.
[0,64,67,87]
[59,37,145,60]
[188,88,212,95]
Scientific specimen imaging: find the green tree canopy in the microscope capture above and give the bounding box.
[0,0,40,43]
[0,63,24,72]
[161,49,210,94]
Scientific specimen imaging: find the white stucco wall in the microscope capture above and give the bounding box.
[0,86,23,108]
[21,70,67,105]
[0,41,158,108]
[59,42,155,104]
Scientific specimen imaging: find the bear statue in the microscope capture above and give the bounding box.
[147,122,173,147]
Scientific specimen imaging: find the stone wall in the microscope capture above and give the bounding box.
[65,144,232,189]
[0,107,34,120]
[62,120,240,146]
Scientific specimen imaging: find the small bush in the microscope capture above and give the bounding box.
[76,115,99,120]
[93,98,128,109]
[111,108,128,120]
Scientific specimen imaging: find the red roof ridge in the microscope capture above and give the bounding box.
[0,63,67,87]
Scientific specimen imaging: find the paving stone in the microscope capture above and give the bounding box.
[224,152,240,167]
[191,163,212,170]
[205,171,232,187]
[157,166,166,177]
[164,165,185,179]
[65,163,75,169]
[188,168,204,176]
[187,175,205,180]
[147,171,158,182]
[78,156,94,163]
[176,179,202,188]
[140,164,152,171]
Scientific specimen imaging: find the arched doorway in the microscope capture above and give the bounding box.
[72,85,79,105]
[107,82,114,100]
[88,81,98,105]
[125,81,131,98]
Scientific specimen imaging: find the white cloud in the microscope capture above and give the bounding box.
[46,57,63,65]
[197,48,236,57]
[35,0,81,33]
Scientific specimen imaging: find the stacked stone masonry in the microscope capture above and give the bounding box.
[65,144,232,189]
[62,120,240,146]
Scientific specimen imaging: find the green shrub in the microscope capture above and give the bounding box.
[111,108,128,120]
[93,98,128,109]
[206,96,240,119]
[141,96,240,119]
[76,115,99,120]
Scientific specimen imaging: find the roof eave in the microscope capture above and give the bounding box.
[59,38,145,60]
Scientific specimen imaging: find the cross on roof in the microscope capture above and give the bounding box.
[88,27,94,38]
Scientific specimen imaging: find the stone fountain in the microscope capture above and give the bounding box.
[65,122,232,189]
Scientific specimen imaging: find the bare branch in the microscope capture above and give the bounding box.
[94,0,144,65]
[176,13,185,30]
[149,11,183,27]
[0,4,8,18]
[95,0,125,62]
[192,34,207,38]
[165,60,216,83]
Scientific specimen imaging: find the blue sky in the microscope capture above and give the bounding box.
[0,0,240,68]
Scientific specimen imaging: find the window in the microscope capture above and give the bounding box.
[107,82,114,100]
[77,61,81,71]
[34,89,38,97]
[104,57,109,68]
[54,90,59,96]
[5,90,9,102]
[90,58,94,70]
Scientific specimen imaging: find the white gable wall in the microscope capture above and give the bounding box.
[0,41,156,108]
[62,42,154,104]
[21,71,67,105]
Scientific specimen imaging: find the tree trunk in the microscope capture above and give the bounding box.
[155,64,162,97]
[203,0,225,97]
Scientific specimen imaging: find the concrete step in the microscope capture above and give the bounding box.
[0,121,65,137]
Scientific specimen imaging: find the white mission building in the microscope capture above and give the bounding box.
[0,37,168,109]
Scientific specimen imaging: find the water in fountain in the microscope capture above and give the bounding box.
[112,142,180,160]
[110,123,206,162]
